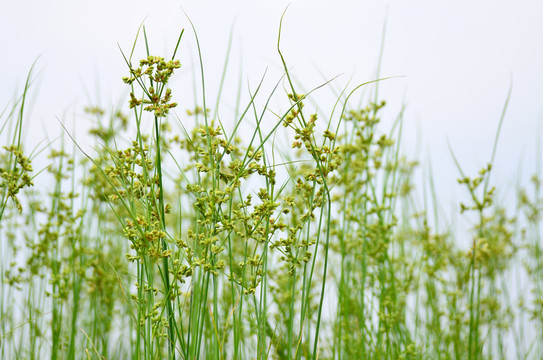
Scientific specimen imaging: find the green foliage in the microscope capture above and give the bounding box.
[1,24,542,360]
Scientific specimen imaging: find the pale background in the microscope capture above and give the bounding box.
[1,0,542,219]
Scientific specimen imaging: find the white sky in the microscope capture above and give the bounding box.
[2,0,543,214]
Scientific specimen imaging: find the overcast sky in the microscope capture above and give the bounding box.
[2,0,543,214]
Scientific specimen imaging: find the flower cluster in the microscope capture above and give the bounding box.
[0,145,33,213]
[123,55,181,117]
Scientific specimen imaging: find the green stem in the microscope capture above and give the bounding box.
[154,116,176,359]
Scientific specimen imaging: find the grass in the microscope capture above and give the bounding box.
[1,17,543,360]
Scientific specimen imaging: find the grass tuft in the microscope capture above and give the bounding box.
[0,20,542,360]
